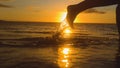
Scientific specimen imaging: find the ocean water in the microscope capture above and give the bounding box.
[0,22,119,39]
[0,21,119,68]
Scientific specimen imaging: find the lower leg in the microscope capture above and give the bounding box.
[66,1,92,28]
[66,0,117,28]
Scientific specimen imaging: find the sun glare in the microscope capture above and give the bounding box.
[58,46,72,68]
[63,48,70,55]
[64,28,72,34]
[59,12,67,21]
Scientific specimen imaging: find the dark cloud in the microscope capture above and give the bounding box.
[83,8,106,14]
[0,3,12,8]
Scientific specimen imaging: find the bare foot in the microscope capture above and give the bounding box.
[67,5,78,29]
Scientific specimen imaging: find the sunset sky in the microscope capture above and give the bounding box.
[0,0,117,23]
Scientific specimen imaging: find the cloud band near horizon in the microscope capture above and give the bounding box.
[0,3,12,8]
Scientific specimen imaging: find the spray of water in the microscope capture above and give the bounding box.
[52,18,73,39]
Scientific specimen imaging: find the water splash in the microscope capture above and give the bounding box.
[52,18,73,39]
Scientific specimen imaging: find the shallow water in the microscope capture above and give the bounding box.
[0,22,119,39]
[0,22,119,68]
[0,43,118,68]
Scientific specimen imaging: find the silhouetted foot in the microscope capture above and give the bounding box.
[67,5,78,29]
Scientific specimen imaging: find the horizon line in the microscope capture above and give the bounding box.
[0,20,116,24]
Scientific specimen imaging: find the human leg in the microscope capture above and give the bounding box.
[66,1,92,28]
[66,0,117,28]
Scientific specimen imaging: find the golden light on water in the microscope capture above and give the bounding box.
[62,59,68,63]
[63,28,72,34]
[60,20,73,38]
[58,47,71,68]
[62,48,70,55]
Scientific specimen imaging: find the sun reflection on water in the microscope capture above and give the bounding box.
[63,48,70,55]
[58,46,72,68]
